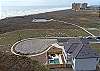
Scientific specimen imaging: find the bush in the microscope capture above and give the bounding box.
[0,52,50,71]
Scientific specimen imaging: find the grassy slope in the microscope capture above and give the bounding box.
[0,9,100,53]
[0,9,100,71]
[0,29,88,46]
[88,30,100,36]
[0,52,49,71]
[0,8,100,71]
[0,10,100,33]
[0,10,100,52]
[46,10,100,27]
[91,43,100,53]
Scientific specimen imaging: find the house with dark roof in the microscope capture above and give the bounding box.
[62,38,100,71]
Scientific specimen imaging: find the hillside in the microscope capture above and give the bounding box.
[0,51,49,71]
[0,9,100,34]
[0,9,100,71]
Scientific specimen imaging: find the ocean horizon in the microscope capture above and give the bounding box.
[0,6,71,19]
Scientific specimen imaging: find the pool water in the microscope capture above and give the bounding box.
[49,58,60,64]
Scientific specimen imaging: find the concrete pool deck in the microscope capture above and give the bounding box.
[11,38,57,56]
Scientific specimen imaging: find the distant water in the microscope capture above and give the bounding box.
[0,6,71,19]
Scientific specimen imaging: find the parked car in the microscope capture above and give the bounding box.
[96,36,100,40]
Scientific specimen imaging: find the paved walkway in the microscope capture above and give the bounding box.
[11,38,58,57]
[53,20,95,37]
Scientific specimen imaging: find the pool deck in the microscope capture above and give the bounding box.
[12,38,57,55]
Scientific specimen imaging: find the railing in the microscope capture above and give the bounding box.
[47,64,72,68]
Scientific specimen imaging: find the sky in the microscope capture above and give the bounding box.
[0,0,100,7]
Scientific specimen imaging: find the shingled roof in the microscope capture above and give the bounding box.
[75,44,100,59]
[63,38,100,59]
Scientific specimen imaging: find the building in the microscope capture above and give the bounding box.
[62,38,100,71]
[72,3,81,11]
[81,3,88,10]
[72,3,88,11]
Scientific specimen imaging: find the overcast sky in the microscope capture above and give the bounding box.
[0,0,100,6]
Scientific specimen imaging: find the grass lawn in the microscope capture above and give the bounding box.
[0,29,89,46]
[0,10,100,55]
[90,43,100,53]
[87,30,100,36]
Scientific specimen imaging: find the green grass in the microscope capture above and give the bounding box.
[0,29,89,46]
[46,10,100,29]
[90,43,100,53]
[88,30,100,36]
[1,10,100,47]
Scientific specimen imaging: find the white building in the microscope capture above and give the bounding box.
[62,39,100,71]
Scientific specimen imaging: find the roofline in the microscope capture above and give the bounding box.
[75,57,100,59]
[74,44,83,58]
